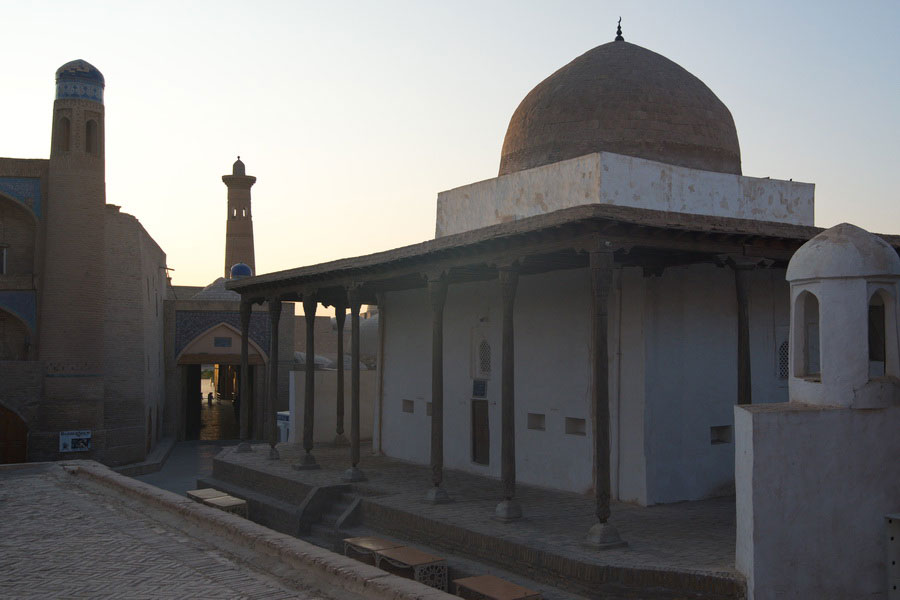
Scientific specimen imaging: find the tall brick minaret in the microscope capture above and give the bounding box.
[38,60,108,454]
[41,60,107,389]
[222,157,256,277]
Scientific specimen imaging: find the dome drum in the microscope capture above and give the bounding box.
[55,60,105,104]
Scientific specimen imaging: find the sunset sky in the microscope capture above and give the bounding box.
[4,1,898,289]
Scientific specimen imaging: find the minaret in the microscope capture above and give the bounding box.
[40,60,107,392]
[222,157,256,278]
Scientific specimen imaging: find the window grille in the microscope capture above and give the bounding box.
[777,340,789,379]
[478,339,491,376]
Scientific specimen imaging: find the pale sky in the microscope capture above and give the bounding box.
[3,1,898,288]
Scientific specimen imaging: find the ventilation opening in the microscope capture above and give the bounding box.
[777,340,789,380]
[402,399,414,413]
[85,119,98,155]
[869,293,886,378]
[471,399,489,465]
[565,417,586,436]
[527,413,545,431]
[793,291,821,381]
[710,425,732,445]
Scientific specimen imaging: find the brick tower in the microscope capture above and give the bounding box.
[37,60,107,455]
[222,158,256,277]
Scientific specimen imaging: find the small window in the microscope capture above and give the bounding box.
[213,337,232,348]
[777,340,789,380]
[710,425,732,445]
[0,247,6,275]
[478,340,491,375]
[426,401,432,417]
[472,379,487,398]
[527,413,545,431]
[58,117,71,151]
[85,119,98,155]
[565,417,586,436]
[793,291,821,380]
[232,208,237,218]
[869,292,887,378]
[242,208,247,217]
[402,399,414,413]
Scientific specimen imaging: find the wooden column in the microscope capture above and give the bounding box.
[266,298,282,460]
[236,299,252,452]
[586,248,626,548]
[294,293,320,469]
[334,297,348,445]
[425,274,450,503]
[373,292,386,454]
[495,265,521,521]
[734,266,753,405]
[342,285,365,482]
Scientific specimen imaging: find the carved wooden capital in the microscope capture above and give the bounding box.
[347,283,363,312]
[427,275,448,313]
[302,292,318,318]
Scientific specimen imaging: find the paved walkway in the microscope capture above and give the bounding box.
[0,463,360,599]
[217,443,742,597]
[136,440,237,496]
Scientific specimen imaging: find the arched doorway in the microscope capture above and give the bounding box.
[0,404,27,463]
[177,322,267,441]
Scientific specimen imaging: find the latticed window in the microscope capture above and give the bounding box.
[777,340,789,379]
[478,340,491,376]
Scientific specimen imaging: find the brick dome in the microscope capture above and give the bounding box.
[499,40,741,176]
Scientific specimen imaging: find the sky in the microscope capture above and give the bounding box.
[3,1,899,289]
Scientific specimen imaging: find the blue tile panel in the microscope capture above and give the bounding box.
[0,291,37,332]
[55,81,103,103]
[174,310,271,359]
[0,177,42,219]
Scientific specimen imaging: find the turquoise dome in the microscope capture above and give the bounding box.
[230,263,253,279]
[55,59,105,103]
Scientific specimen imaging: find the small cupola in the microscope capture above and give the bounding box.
[786,223,900,408]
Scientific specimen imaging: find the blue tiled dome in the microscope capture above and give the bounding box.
[230,263,253,279]
[55,59,105,103]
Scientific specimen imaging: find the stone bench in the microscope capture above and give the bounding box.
[453,574,542,600]
[374,546,448,591]
[186,488,248,518]
[343,536,404,565]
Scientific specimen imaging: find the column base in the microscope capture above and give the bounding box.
[333,434,349,446]
[424,486,451,504]
[341,466,366,482]
[292,453,321,470]
[493,499,523,522]
[585,521,627,549]
[235,441,253,453]
[268,445,280,460]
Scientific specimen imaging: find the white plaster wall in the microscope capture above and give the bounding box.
[380,287,432,465]
[288,370,376,445]
[643,264,741,504]
[436,152,815,237]
[616,267,648,504]
[379,270,606,494]
[735,403,900,599]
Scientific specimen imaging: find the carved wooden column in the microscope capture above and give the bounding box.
[294,293,321,469]
[236,299,252,453]
[586,248,626,548]
[334,296,348,445]
[342,285,365,482]
[495,265,521,521]
[266,297,282,460]
[425,273,450,503]
[734,265,753,406]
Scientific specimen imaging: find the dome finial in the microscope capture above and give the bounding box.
[615,17,624,41]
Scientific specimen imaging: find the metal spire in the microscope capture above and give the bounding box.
[615,17,624,41]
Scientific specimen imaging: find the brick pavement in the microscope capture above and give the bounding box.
[0,462,447,600]
[215,443,744,598]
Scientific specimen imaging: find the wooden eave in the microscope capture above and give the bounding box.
[226,203,900,306]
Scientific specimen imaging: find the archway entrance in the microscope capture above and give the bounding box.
[0,405,27,463]
[177,323,267,441]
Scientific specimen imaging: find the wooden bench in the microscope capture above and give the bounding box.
[343,536,404,565]
[453,575,542,600]
[186,488,248,518]
[374,546,448,591]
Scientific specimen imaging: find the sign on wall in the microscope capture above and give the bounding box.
[59,430,92,452]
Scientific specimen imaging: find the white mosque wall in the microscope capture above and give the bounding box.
[435,152,814,237]
[642,264,789,505]
[379,262,789,503]
[735,403,900,599]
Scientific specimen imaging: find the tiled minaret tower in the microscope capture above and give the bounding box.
[39,60,107,432]
[222,157,256,278]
